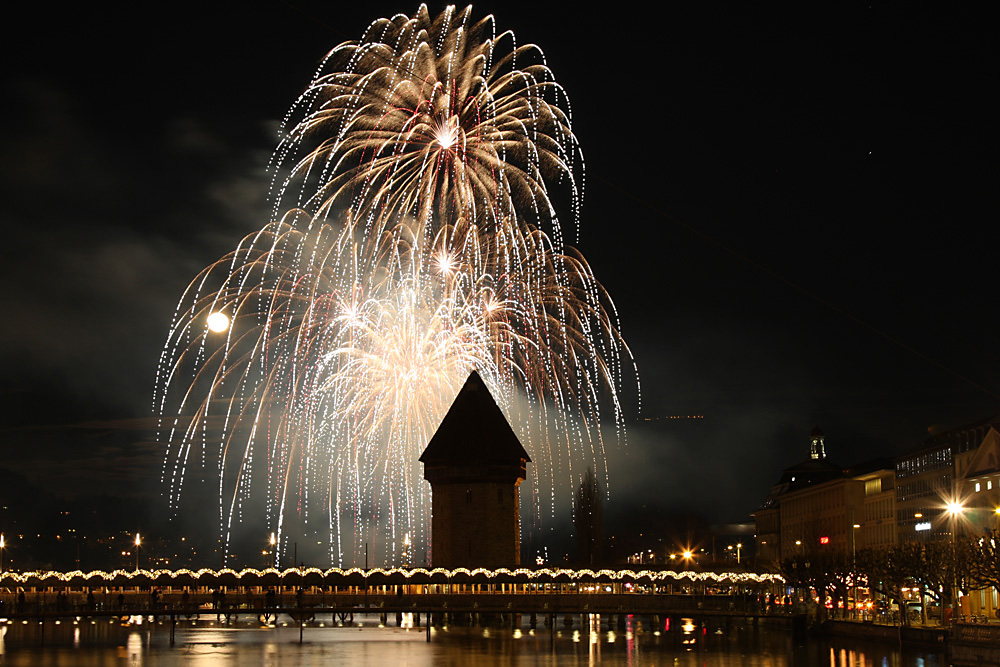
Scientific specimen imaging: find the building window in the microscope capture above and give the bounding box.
[976,482,981,493]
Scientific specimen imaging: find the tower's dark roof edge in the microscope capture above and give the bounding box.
[419,370,531,464]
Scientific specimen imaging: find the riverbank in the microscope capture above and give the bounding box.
[821,619,1000,666]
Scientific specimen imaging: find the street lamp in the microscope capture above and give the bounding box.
[736,543,742,565]
[851,521,860,618]
[946,501,965,621]
[270,532,277,569]
[1,533,5,575]
[134,533,141,572]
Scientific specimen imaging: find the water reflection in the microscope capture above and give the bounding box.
[126,631,143,664]
[0,614,948,666]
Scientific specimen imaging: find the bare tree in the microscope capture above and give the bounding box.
[965,531,1000,618]
[856,547,911,624]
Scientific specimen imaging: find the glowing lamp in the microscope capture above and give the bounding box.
[207,311,230,333]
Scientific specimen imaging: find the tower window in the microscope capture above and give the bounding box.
[466,489,472,504]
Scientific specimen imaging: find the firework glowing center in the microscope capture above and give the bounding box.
[155,4,636,568]
[434,115,460,150]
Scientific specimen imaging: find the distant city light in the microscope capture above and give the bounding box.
[643,415,705,421]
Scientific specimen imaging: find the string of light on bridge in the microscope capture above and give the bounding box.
[0,567,783,585]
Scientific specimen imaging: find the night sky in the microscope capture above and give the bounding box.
[2,3,997,533]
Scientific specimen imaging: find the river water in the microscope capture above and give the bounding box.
[0,613,947,666]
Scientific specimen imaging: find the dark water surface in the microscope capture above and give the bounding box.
[0,614,947,666]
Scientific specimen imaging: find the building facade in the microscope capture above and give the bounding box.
[853,467,897,551]
[894,417,998,543]
[754,429,896,565]
[754,418,1000,618]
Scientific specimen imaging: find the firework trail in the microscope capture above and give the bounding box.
[155,5,636,567]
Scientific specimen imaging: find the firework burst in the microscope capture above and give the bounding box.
[156,5,635,567]
[270,4,582,247]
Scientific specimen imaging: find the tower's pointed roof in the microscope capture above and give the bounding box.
[420,370,531,464]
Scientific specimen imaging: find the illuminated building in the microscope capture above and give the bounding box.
[894,417,1000,620]
[754,428,845,563]
[894,417,999,543]
[953,421,1000,620]
[955,424,1000,533]
[753,428,894,563]
[420,371,530,568]
[853,467,897,551]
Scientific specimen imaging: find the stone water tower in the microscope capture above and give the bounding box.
[420,371,530,568]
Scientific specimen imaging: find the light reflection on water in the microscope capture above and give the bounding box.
[0,615,947,666]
